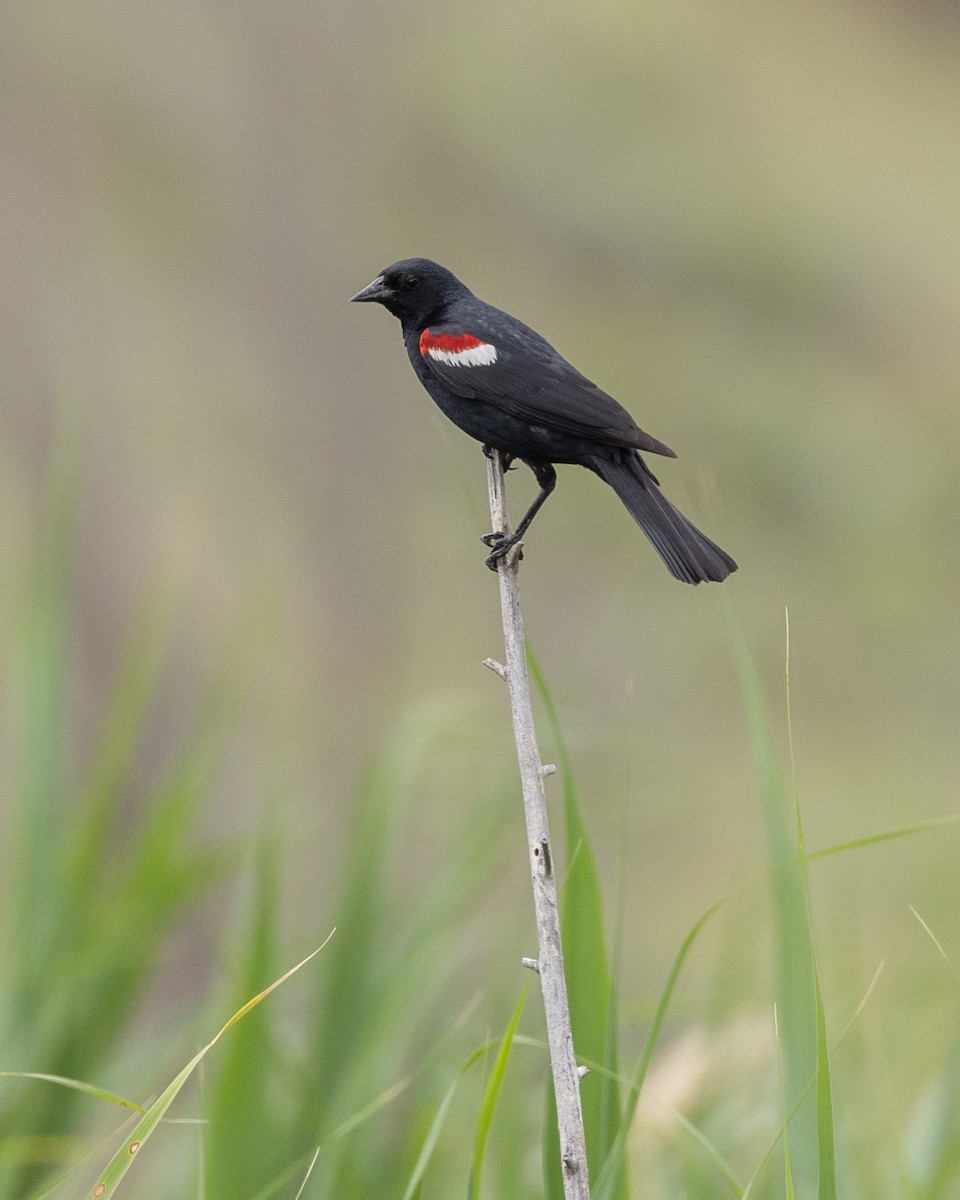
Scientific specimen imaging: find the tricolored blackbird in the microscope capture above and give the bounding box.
[351,258,737,583]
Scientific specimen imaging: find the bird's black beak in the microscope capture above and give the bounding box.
[349,274,391,304]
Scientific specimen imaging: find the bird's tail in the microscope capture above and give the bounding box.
[590,452,737,584]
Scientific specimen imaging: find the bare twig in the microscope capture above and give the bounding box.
[484,450,590,1200]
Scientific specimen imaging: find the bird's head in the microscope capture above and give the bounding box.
[350,258,469,327]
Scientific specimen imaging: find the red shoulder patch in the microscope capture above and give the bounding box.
[420,330,485,355]
[420,329,498,367]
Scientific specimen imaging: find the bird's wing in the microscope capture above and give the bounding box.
[417,316,677,457]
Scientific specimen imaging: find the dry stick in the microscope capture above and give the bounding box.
[482,449,591,1200]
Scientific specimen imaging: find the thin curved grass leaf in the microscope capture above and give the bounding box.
[397,1029,542,1200]
[468,986,527,1200]
[204,832,281,1197]
[83,938,331,1199]
[0,1074,146,1115]
[402,1078,459,1200]
[814,968,837,1200]
[292,1147,321,1200]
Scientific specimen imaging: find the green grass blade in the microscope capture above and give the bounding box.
[246,1026,529,1200]
[807,814,960,863]
[69,583,178,904]
[909,905,960,985]
[83,1050,210,1200]
[401,1079,459,1200]
[204,832,282,1197]
[307,703,450,1119]
[592,890,728,1200]
[4,455,78,1030]
[0,1075,145,1115]
[325,1077,413,1144]
[744,963,884,1197]
[591,805,952,1200]
[468,986,527,1200]
[784,612,837,1200]
[904,1039,960,1198]
[83,939,330,1199]
[813,972,837,1200]
[247,1154,322,1200]
[731,612,820,1193]
[774,1005,797,1200]
[292,1147,322,1200]
[661,1106,744,1197]
[299,699,510,1200]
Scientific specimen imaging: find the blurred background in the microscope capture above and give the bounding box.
[1,0,959,1197]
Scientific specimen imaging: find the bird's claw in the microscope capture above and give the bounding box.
[481,446,516,471]
[482,531,524,570]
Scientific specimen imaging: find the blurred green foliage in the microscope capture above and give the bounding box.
[2,1,960,1197]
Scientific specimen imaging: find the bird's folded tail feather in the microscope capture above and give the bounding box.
[590,453,737,584]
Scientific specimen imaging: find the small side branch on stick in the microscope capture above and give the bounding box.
[484,450,590,1200]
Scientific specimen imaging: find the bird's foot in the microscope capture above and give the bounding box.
[481,445,516,471]
[482,530,524,571]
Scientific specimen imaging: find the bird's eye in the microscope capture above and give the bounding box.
[402,275,420,290]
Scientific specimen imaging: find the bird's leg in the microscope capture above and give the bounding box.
[483,460,557,570]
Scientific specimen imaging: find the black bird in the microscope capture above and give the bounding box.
[351,258,737,583]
